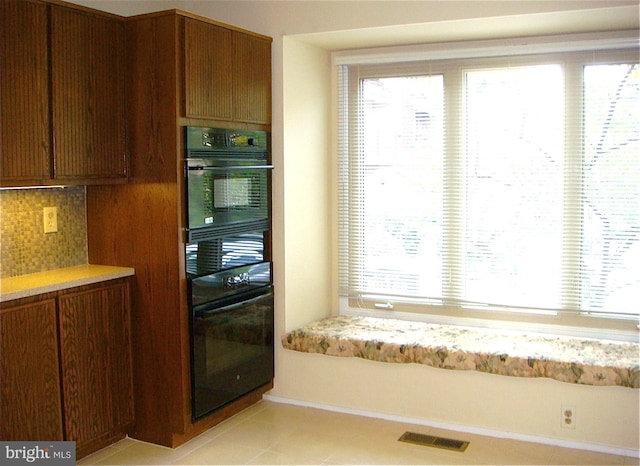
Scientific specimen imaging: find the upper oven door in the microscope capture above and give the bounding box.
[186,161,271,231]
[185,127,273,241]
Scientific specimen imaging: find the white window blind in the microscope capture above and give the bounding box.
[337,45,639,334]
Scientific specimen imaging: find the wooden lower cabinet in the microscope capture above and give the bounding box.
[0,279,133,459]
[58,280,134,458]
[0,297,63,441]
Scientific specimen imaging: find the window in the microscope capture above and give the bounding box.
[337,38,639,338]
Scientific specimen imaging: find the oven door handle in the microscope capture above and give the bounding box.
[194,290,273,317]
[188,165,274,171]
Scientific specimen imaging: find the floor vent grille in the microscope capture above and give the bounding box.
[398,431,469,452]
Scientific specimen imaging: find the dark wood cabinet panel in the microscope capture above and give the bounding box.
[1,279,133,457]
[50,5,127,181]
[184,19,233,120]
[58,289,112,447]
[105,283,135,431]
[0,1,127,186]
[126,14,179,182]
[233,33,271,124]
[0,0,51,184]
[58,281,133,456]
[0,298,63,441]
[88,183,186,448]
[182,17,271,124]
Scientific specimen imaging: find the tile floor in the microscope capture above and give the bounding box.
[79,400,638,465]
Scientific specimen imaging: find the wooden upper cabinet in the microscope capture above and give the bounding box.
[232,33,271,124]
[0,1,127,186]
[183,17,271,124]
[50,5,127,181]
[184,18,233,120]
[0,0,51,183]
[1,298,63,441]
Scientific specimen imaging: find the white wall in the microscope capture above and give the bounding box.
[272,350,640,454]
[280,37,333,331]
[70,0,640,455]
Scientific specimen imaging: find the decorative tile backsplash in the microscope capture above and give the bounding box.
[0,187,88,278]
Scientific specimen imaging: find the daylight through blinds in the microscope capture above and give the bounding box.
[337,47,639,326]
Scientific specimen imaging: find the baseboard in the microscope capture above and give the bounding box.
[264,394,640,459]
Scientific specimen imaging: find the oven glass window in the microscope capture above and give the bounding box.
[214,177,251,208]
[187,168,269,230]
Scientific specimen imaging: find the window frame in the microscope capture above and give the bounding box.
[334,32,640,341]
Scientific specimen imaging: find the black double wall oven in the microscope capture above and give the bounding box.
[185,126,274,420]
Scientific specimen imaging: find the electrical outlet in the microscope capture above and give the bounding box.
[562,405,576,429]
[43,207,58,233]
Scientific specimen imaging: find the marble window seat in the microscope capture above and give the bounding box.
[281,316,640,388]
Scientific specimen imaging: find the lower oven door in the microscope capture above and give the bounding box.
[191,286,274,420]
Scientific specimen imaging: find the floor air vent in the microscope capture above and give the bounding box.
[398,431,469,452]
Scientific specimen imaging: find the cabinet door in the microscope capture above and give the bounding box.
[58,281,133,453]
[0,298,63,441]
[50,5,127,181]
[0,0,51,184]
[233,33,271,124]
[105,283,134,431]
[184,18,233,120]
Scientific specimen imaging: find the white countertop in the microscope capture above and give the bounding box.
[0,265,135,303]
